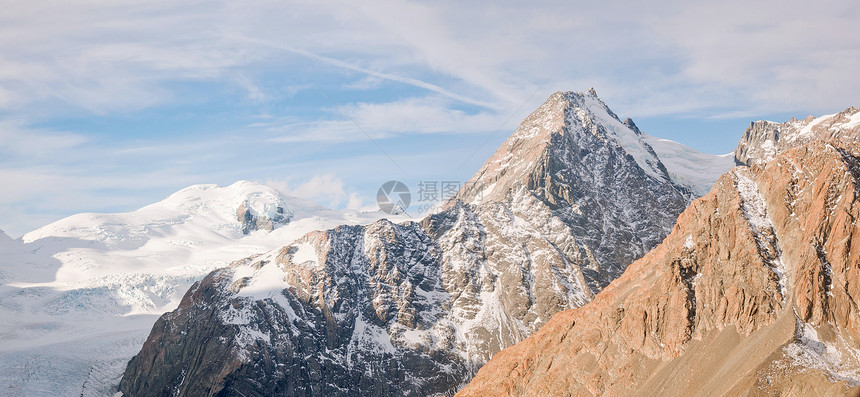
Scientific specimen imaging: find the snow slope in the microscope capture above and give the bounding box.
[644,135,736,197]
[577,89,669,181]
[0,180,403,396]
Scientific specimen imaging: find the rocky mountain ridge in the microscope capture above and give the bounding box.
[118,90,696,396]
[734,106,860,166]
[458,140,860,396]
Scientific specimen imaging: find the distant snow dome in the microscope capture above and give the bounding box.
[159,180,294,232]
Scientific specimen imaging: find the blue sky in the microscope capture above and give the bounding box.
[1,0,858,236]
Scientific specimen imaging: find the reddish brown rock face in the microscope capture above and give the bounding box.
[458,141,860,397]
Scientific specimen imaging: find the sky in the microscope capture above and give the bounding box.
[0,0,858,237]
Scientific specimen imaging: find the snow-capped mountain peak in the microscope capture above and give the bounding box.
[21,180,300,246]
[643,136,736,197]
[160,180,292,218]
[162,180,295,234]
[465,90,674,207]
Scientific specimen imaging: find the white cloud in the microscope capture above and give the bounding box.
[0,1,267,113]
[232,73,269,103]
[235,37,497,109]
[263,96,517,142]
[0,0,856,117]
[651,0,860,114]
[263,174,361,209]
[344,76,385,90]
[346,192,372,212]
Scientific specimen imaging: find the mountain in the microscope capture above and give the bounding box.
[118,90,697,396]
[735,106,860,166]
[458,140,860,396]
[451,90,693,290]
[0,181,395,396]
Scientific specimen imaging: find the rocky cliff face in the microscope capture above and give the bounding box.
[236,198,291,234]
[118,90,693,396]
[459,140,860,396]
[119,213,592,396]
[734,107,860,166]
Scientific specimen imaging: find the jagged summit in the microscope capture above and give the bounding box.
[452,90,690,290]
[456,89,674,206]
[623,117,643,135]
[459,140,860,396]
[734,106,860,165]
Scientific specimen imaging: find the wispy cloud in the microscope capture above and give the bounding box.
[1,0,856,116]
[0,121,89,160]
[0,0,858,236]
[263,174,366,210]
[262,96,505,142]
[231,36,498,109]
[651,0,860,114]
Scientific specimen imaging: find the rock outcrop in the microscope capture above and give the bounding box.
[459,140,860,396]
[734,107,860,166]
[234,186,293,234]
[236,198,290,234]
[118,90,694,396]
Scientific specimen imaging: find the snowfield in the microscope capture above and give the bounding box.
[644,135,736,197]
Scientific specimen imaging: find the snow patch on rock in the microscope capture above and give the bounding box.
[733,169,788,298]
[785,320,860,386]
[578,91,667,181]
